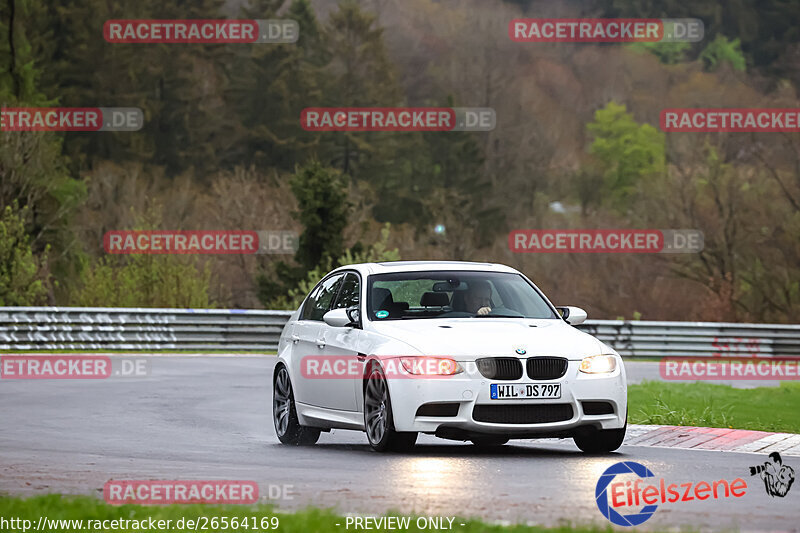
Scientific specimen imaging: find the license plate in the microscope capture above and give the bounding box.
[490,383,561,400]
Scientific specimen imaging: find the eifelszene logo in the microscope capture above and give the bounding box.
[749,452,795,497]
[596,461,748,526]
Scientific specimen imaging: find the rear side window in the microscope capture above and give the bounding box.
[301,274,344,321]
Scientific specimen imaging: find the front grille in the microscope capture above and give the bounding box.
[415,402,460,417]
[476,358,523,380]
[472,404,574,424]
[526,357,568,380]
[581,401,615,415]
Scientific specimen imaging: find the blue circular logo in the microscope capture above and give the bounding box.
[375,310,389,319]
[596,461,658,527]
[515,348,526,355]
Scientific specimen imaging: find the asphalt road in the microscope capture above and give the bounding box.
[0,356,797,531]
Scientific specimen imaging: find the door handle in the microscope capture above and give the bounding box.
[316,338,326,349]
[357,353,367,361]
[290,334,300,344]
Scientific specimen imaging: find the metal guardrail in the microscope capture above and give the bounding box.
[1,307,799,357]
[579,320,800,358]
[0,307,292,351]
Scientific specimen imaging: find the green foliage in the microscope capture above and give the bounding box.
[0,0,52,104]
[225,0,328,170]
[0,0,87,299]
[256,160,350,307]
[70,206,215,308]
[700,35,747,72]
[628,41,690,65]
[290,160,350,270]
[71,255,213,308]
[0,204,50,305]
[273,223,400,311]
[606,0,795,79]
[586,102,665,209]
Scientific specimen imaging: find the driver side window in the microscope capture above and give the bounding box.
[301,274,344,321]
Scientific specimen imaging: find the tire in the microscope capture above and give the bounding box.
[363,363,418,452]
[470,436,509,448]
[573,421,626,453]
[273,365,320,446]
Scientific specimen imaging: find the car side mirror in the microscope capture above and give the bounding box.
[346,306,360,327]
[323,308,357,328]
[322,308,351,328]
[556,306,587,326]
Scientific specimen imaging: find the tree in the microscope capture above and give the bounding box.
[275,223,400,310]
[70,206,215,308]
[0,204,50,305]
[700,35,747,72]
[290,160,350,270]
[586,102,665,209]
[257,161,350,306]
[0,0,86,299]
[70,254,214,308]
[224,0,329,170]
[322,0,402,175]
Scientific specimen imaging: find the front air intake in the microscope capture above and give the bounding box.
[476,357,523,380]
[526,357,568,380]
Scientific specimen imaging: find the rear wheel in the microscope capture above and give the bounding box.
[273,366,320,445]
[364,364,417,452]
[573,421,626,453]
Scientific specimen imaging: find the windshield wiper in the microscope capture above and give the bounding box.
[473,314,524,318]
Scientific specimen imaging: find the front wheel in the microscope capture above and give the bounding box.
[573,421,626,453]
[364,364,417,452]
[273,366,320,445]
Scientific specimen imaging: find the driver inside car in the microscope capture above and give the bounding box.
[463,280,493,316]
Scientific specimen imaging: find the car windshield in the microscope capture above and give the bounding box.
[367,271,558,321]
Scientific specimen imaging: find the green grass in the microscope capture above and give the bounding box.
[0,495,621,533]
[628,380,800,433]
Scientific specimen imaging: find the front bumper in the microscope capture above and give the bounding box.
[387,358,627,438]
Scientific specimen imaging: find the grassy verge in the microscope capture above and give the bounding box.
[0,495,615,533]
[628,380,800,433]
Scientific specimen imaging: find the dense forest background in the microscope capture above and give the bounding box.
[1,0,799,322]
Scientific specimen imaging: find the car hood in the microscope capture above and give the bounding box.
[369,318,605,360]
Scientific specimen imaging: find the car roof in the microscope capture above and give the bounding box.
[330,260,522,276]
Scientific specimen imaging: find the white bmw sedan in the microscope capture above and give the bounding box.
[273,261,627,453]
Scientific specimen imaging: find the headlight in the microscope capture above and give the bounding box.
[399,357,464,375]
[579,354,617,374]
